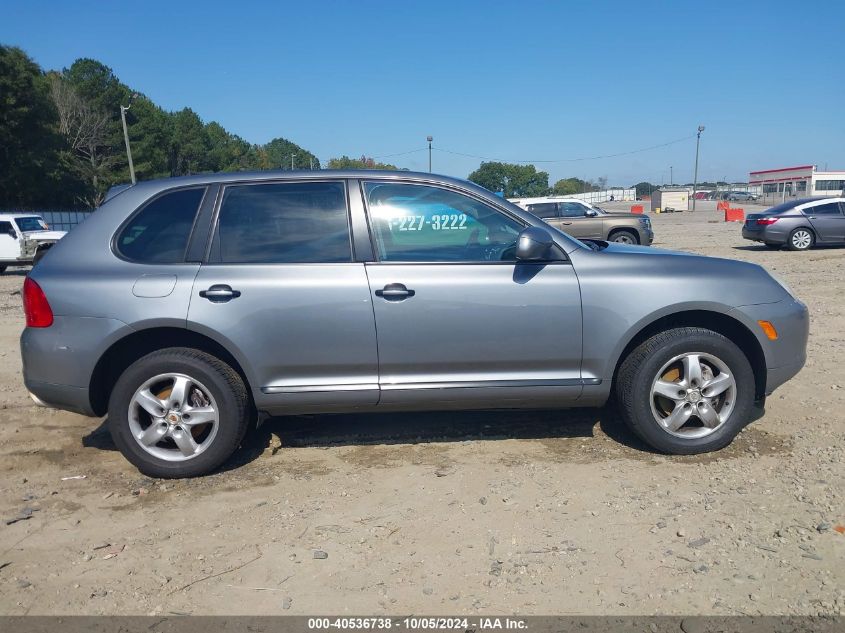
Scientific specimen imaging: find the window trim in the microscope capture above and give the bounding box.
[112,185,209,265]
[204,178,355,266]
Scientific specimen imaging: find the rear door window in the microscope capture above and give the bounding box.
[211,181,351,264]
[805,202,843,216]
[117,188,206,263]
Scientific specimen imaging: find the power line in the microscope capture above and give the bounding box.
[433,134,697,164]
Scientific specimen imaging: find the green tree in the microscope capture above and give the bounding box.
[263,137,320,170]
[326,155,398,170]
[0,46,76,207]
[632,181,658,198]
[467,162,550,198]
[168,108,210,176]
[551,177,601,195]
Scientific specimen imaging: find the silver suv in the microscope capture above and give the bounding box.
[21,171,809,477]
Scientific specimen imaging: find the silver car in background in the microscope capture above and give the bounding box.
[742,197,845,250]
[21,171,809,477]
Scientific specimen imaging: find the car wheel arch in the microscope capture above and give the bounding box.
[608,309,767,401]
[607,227,640,244]
[89,326,255,417]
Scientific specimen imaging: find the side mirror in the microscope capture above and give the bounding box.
[515,226,554,261]
[585,209,598,217]
[7,228,16,238]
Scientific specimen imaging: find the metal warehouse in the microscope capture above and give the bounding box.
[749,165,845,204]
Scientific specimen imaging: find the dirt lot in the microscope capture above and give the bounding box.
[1,204,843,616]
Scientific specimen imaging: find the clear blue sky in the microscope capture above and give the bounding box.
[3,0,843,185]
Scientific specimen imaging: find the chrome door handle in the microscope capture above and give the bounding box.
[375,283,415,301]
[199,284,241,303]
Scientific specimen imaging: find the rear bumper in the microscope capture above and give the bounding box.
[20,315,128,418]
[742,225,789,244]
[25,380,95,416]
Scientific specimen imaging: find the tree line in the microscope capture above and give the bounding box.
[0,45,322,209]
[466,162,661,199]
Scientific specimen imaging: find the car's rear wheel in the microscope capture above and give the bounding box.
[108,348,250,478]
[609,229,638,245]
[787,228,814,251]
[615,327,754,454]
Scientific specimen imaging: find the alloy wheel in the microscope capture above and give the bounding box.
[791,230,812,250]
[128,373,219,461]
[649,352,737,439]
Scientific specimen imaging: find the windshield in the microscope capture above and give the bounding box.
[14,217,48,232]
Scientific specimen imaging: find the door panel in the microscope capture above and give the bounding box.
[188,264,379,408]
[804,202,845,242]
[365,262,583,405]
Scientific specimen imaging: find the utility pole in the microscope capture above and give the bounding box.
[427,136,433,172]
[119,94,138,185]
[291,154,296,170]
[691,125,705,211]
[670,166,673,186]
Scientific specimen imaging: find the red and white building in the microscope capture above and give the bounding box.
[749,165,845,203]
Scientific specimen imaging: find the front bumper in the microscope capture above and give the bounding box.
[732,298,809,395]
[640,227,654,245]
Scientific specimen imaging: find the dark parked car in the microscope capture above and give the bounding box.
[22,171,808,477]
[742,197,845,250]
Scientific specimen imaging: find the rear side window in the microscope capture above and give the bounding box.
[117,188,205,263]
[805,202,842,216]
[0,221,13,235]
[211,181,351,264]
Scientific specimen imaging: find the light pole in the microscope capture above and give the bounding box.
[427,136,433,172]
[119,93,138,185]
[291,154,296,170]
[691,125,705,211]
[670,166,673,186]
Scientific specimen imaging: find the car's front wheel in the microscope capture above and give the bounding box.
[615,327,754,454]
[609,229,638,245]
[108,348,250,478]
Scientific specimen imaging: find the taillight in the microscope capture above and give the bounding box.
[756,218,779,225]
[23,278,53,328]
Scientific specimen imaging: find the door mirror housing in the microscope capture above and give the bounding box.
[585,209,598,217]
[7,228,16,238]
[515,226,555,261]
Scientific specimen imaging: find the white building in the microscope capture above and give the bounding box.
[749,165,845,204]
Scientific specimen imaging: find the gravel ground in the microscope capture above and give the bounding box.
[0,202,843,616]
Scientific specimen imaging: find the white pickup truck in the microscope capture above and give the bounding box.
[0,214,67,273]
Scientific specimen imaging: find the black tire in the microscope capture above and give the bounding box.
[764,242,781,250]
[609,229,639,245]
[108,348,250,478]
[786,227,814,251]
[0,265,6,274]
[615,327,755,454]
